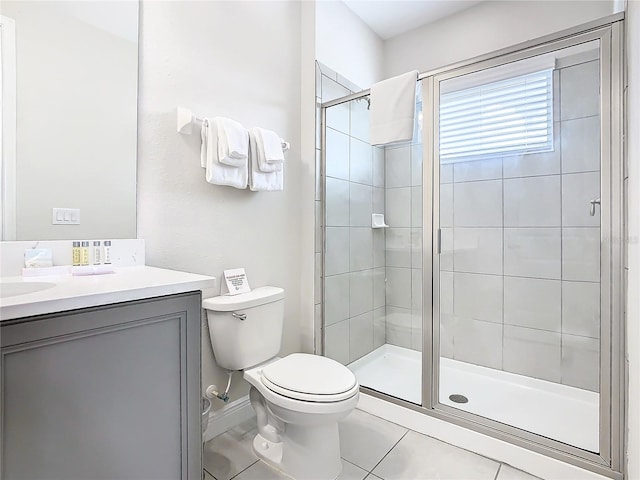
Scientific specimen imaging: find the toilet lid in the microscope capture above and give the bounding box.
[261,353,358,402]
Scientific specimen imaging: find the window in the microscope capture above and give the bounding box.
[439,69,554,162]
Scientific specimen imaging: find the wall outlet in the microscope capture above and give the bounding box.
[52,208,80,225]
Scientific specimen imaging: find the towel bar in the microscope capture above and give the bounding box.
[176,106,290,152]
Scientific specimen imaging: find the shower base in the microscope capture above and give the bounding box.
[348,344,599,452]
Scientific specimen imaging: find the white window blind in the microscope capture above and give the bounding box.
[439,69,553,162]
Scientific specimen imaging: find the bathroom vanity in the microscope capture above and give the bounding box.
[0,267,215,480]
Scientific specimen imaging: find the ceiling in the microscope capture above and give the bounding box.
[341,0,484,40]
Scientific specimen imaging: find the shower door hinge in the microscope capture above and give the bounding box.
[437,229,442,254]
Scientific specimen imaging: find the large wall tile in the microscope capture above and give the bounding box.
[373,187,385,214]
[315,149,322,201]
[386,228,412,267]
[386,187,412,227]
[326,177,350,226]
[453,317,503,370]
[386,306,412,348]
[373,267,386,309]
[562,172,600,227]
[411,144,423,186]
[440,271,454,315]
[386,267,412,308]
[385,146,412,188]
[561,116,600,174]
[326,128,350,180]
[411,228,423,269]
[453,227,503,274]
[325,320,349,365]
[504,228,561,279]
[440,184,454,227]
[454,180,502,227]
[350,269,373,317]
[350,183,372,227]
[503,325,561,382]
[324,273,350,326]
[562,281,600,338]
[412,268,423,312]
[350,227,373,271]
[561,334,599,391]
[373,147,385,188]
[504,277,561,332]
[502,122,561,178]
[453,157,502,183]
[373,229,385,268]
[453,272,503,323]
[411,186,423,228]
[560,60,600,121]
[322,75,350,102]
[374,307,386,348]
[440,314,455,359]
[349,311,374,362]
[411,310,423,352]
[325,227,349,275]
[562,227,600,282]
[439,228,453,271]
[440,164,453,184]
[350,99,370,143]
[350,138,373,185]
[504,176,561,227]
[326,100,349,134]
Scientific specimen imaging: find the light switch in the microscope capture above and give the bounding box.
[52,208,81,225]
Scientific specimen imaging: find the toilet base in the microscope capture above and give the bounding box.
[251,423,343,480]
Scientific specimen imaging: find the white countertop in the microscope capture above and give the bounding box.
[0,266,216,321]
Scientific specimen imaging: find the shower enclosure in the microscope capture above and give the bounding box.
[319,15,624,478]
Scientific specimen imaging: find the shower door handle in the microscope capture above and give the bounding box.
[590,198,601,216]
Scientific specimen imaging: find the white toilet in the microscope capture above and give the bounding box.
[202,286,359,480]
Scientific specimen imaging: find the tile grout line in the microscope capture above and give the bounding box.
[228,459,260,480]
[494,463,503,480]
[366,429,410,476]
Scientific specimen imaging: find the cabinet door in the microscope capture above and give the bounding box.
[1,292,201,480]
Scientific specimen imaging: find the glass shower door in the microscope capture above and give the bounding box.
[434,39,603,452]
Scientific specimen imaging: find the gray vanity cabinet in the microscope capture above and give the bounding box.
[0,292,202,480]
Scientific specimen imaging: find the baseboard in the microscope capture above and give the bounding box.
[358,393,611,480]
[204,395,255,442]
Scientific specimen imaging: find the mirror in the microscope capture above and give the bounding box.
[1,1,138,241]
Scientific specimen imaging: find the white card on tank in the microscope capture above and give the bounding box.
[223,268,251,295]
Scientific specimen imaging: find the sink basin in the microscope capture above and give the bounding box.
[0,281,56,298]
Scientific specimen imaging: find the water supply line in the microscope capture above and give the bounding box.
[205,370,233,403]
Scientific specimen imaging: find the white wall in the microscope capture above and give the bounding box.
[625,1,639,478]
[137,0,309,406]
[384,0,615,77]
[315,0,384,88]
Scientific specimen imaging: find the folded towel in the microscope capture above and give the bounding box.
[214,117,249,168]
[201,119,248,189]
[248,130,283,191]
[250,128,283,173]
[369,70,418,146]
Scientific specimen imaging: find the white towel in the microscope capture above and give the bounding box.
[369,70,418,146]
[248,130,283,191]
[214,117,249,168]
[201,119,248,189]
[250,128,283,173]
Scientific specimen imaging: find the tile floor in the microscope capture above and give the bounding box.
[203,409,541,480]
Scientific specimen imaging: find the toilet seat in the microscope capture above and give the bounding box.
[259,354,358,403]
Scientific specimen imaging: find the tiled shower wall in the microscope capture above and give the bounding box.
[384,142,424,351]
[439,54,601,392]
[318,63,387,364]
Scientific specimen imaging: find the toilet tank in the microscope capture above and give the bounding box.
[202,286,285,371]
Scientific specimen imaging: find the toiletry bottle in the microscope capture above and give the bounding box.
[72,241,81,266]
[93,241,101,265]
[103,241,112,265]
[81,241,90,266]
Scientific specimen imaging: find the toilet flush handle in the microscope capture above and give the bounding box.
[232,312,247,321]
